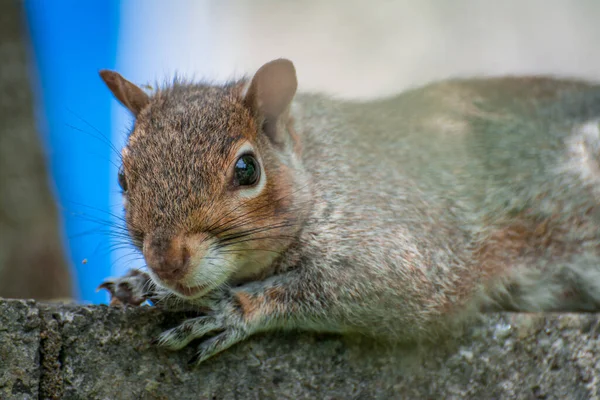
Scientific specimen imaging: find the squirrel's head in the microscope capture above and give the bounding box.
[100,59,310,299]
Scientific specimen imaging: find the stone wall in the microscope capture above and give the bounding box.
[1,299,599,399]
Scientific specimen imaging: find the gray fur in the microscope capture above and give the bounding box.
[100,68,600,364]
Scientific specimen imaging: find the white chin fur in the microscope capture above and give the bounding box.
[188,246,236,295]
[150,244,237,300]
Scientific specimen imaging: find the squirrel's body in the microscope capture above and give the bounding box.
[267,78,600,339]
[99,61,600,363]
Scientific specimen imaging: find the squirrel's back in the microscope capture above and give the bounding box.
[293,76,600,327]
[296,77,600,211]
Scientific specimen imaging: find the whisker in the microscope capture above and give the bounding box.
[217,235,301,249]
[207,177,313,236]
[63,200,128,224]
[218,221,297,243]
[219,247,285,256]
[65,108,123,159]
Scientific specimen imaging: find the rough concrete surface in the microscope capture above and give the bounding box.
[0,300,41,400]
[1,299,599,400]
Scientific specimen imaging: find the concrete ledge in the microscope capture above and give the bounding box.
[1,299,599,399]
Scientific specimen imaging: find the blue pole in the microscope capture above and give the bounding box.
[23,0,120,303]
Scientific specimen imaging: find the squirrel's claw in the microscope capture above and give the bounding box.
[97,269,153,306]
[96,280,114,293]
[96,281,124,306]
[153,293,251,365]
[188,329,246,366]
[156,315,222,351]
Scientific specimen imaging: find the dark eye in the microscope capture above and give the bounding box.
[234,155,260,186]
[118,166,128,192]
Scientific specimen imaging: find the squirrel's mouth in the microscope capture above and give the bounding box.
[171,282,209,298]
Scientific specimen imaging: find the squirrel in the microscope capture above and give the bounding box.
[97,58,600,365]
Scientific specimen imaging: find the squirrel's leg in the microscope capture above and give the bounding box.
[157,269,334,365]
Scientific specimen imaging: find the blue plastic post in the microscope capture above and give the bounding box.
[23,0,120,303]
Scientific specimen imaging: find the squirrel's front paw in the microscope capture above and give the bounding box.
[155,291,252,365]
[97,269,154,306]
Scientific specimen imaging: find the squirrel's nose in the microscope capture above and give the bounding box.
[143,234,191,282]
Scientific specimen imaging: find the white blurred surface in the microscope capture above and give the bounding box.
[117,0,600,99]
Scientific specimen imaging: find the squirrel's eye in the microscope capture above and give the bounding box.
[118,167,128,192]
[234,155,260,186]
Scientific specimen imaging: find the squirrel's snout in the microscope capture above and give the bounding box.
[143,234,195,283]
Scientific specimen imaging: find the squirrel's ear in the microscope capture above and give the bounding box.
[244,59,297,144]
[99,70,150,117]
